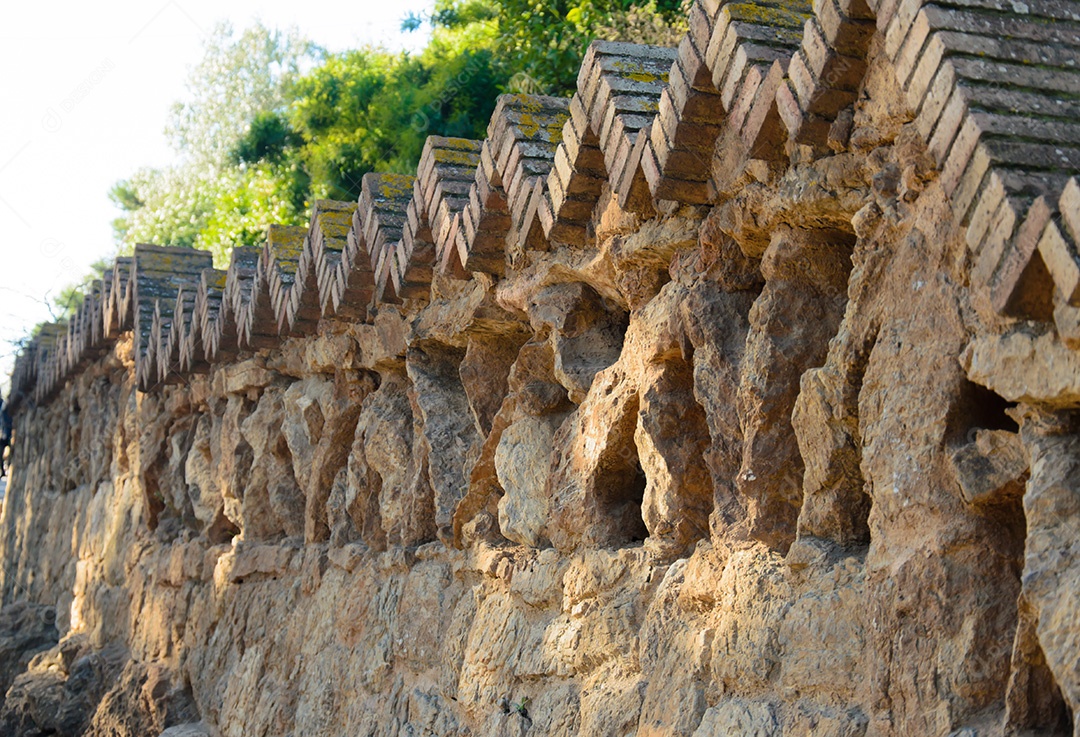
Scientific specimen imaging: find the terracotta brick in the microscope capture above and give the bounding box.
[610,134,638,192]
[598,101,628,154]
[872,0,898,29]
[927,88,967,166]
[788,51,817,113]
[668,54,695,112]
[638,133,663,190]
[972,197,1018,287]
[1038,220,1080,304]
[967,173,1007,252]
[1060,178,1080,242]
[687,3,715,64]
[698,0,722,16]
[990,197,1054,315]
[903,33,944,114]
[720,45,752,110]
[941,115,982,197]
[743,61,789,154]
[442,230,470,278]
[800,18,832,77]
[820,50,866,91]
[884,0,923,60]
[894,10,930,90]
[816,0,876,55]
[655,175,713,204]
[915,61,955,140]
[708,20,740,93]
[951,143,991,225]
[776,80,806,138]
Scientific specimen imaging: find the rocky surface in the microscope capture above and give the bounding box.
[2,3,1079,736]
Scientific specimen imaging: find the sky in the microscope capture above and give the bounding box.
[0,0,434,395]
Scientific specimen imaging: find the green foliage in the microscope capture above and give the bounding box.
[284,42,505,201]
[111,161,308,266]
[233,111,302,164]
[108,0,691,268]
[424,0,689,95]
[51,258,114,321]
[111,23,317,266]
[167,22,320,166]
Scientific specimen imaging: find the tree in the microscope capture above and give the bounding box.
[412,0,690,95]
[111,23,319,265]
[167,23,320,166]
[281,42,506,201]
[112,0,691,268]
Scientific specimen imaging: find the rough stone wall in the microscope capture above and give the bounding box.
[3,0,1080,735]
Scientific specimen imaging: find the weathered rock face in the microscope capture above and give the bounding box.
[3,6,1080,737]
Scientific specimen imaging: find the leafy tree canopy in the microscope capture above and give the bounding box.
[81,0,688,316]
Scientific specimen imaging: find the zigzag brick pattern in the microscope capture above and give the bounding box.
[131,245,213,392]
[354,173,414,304]
[869,0,1080,315]
[303,199,356,317]
[465,94,571,263]
[636,0,813,205]
[7,0,1080,412]
[405,136,483,285]
[542,41,677,240]
[182,268,227,373]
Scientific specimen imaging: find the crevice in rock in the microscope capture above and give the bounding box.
[952,381,1020,443]
[1005,594,1074,736]
[592,395,649,548]
[407,342,483,544]
[736,227,855,553]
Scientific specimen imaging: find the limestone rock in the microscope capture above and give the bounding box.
[737,227,853,551]
[963,326,1080,409]
[948,429,1028,506]
[5,20,1080,737]
[407,343,483,543]
[527,282,628,404]
[0,601,59,706]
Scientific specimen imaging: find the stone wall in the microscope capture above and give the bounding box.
[2,0,1080,735]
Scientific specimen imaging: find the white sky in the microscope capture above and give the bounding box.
[0,0,434,395]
